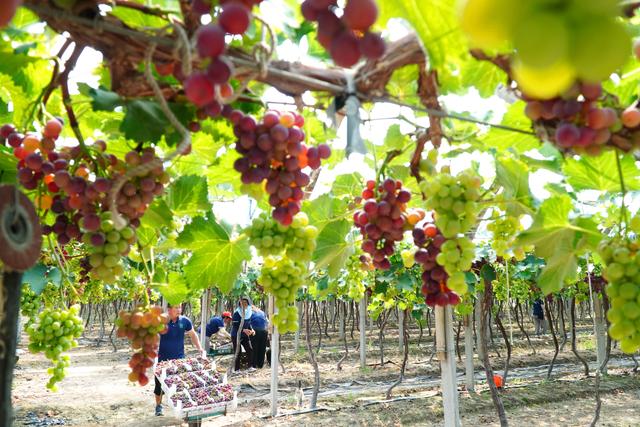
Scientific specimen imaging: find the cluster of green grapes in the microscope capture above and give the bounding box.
[598,235,640,354]
[259,256,305,333]
[20,284,40,324]
[343,255,368,300]
[486,210,527,259]
[420,167,482,238]
[246,212,318,261]
[84,211,137,282]
[26,305,84,390]
[418,148,438,176]
[460,0,631,99]
[436,237,475,295]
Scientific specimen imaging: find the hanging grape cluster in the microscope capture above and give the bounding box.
[420,167,482,238]
[179,0,263,113]
[523,83,640,155]
[232,110,331,225]
[20,284,41,325]
[598,233,640,354]
[26,305,84,391]
[248,212,318,333]
[301,0,385,67]
[1,120,170,283]
[116,305,169,386]
[461,0,630,99]
[486,209,527,260]
[343,254,370,300]
[259,256,305,333]
[245,212,318,261]
[354,178,425,270]
[413,221,461,307]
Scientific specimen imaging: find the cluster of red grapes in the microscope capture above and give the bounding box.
[232,110,331,225]
[353,179,424,270]
[113,148,170,221]
[301,0,385,68]
[1,120,169,282]
[524,83,640,155]
[412,221,460,307]
[178,0,262,114]
[116,305,169,386]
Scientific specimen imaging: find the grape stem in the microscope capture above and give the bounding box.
[615,152,628,237]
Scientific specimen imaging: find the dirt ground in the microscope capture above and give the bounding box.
[11,320,640,427]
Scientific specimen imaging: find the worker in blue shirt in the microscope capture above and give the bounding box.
[154,304,205,416]
[204,311,233,341]
[249,306,269,369]
[231,296,254,372]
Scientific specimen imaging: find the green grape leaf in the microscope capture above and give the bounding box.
[494,155,534,214]
[379,0,468,84]
[121,100,193,144]
[480,264,497,283]
[140,199,173,230]
[136,224,160,248]
[0,148,17,184]
[396,271,415,292]
[156,272,191,306]
[331,172,363,196]
[481,102,539,153]
[313,219,354,276]
[460,60,506,98]
[384,124,408,151]
[537,241,579,295]
[177,216,251,293]
[78,84,122,111]
[562,151,640,192]
[303,194,350,234]
[167,175,211,215]
[23,264,62,295]
[516,196,602,294]
[109,6,170,29]
[0,72,28,125]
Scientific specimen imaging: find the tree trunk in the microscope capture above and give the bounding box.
[559,298,568,352]
[514,302,535,354]
[464,313,475,392]
[386,308,409,399]
[294,300,302,353]
[479,275,508,427]
[494,305,512,386]
[0,271,23,427]
[570,296,589,377]
[305,301,320,409]
[545,298,560,380]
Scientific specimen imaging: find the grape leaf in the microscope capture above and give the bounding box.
[494,155,534,214]
[562,151,640,192]
[156,272,191,306]
[313,219,354,277]
[167,175,211,215]
[379,0,468,84]
[121,100,193,144]
[331,172,363,196]
[516,195,602,294]
[481,102,539,153]
[140,199,173,230]
[23,264,62,295]
[177,216,251,293]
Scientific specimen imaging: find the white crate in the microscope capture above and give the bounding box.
[168,390,238,420]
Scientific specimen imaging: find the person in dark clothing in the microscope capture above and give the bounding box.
[231,296,254,372]
[249,306,269,368]
[532,299,545,335]
[203,311,232,340]
[154,304,204,416]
